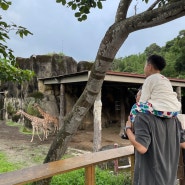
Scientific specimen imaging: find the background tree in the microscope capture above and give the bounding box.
[0,0,34,83]
[31,0,185,184]
[112,53,146,74]
[144,43,161,57]
[112,29,185,78]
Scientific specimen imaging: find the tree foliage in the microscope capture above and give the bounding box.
[0,0,34,83]
[112,30,185,78]
[56,0,104,21]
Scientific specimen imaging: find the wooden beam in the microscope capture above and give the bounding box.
[85,165,95,185]
[0,146,134,185]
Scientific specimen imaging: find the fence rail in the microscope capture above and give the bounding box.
[0,145,184,185]
[0,146,134,185]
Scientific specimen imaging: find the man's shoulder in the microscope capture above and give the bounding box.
[136,113,179,124]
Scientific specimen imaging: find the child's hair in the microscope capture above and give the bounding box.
[147,55,166,71]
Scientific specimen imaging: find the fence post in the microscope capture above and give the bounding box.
[178,149,185,185]
[85,165,95,185]
[130,155,135,185]
[114,143,119,175]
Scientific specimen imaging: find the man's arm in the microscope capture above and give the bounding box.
[126,120,147,154]
[180,142,185,149]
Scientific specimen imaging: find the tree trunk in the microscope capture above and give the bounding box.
[33,1,185,184]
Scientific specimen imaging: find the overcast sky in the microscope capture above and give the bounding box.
[2,0,185,62]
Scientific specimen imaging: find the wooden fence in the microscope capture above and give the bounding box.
[0,145,184,185]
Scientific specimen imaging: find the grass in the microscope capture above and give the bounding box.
[0,152,21,173]
[6,121,36,135]
[0,150,131,185]
[1,121,132,184]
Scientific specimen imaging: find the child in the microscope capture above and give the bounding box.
[130,54,181,123]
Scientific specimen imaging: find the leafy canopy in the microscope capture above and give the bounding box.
[56,0,105,21]
[56,0,174,21]
[112,30,185,79]
[0,0,34,83]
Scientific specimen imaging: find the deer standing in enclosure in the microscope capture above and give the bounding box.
[16,110,50,142]
[34,103,59,134]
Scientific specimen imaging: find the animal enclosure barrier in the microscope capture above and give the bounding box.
[0,145,184,185]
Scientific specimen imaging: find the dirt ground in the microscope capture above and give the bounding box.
[0,120,130,168]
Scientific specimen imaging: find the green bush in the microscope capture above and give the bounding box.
[50,167,131,185]
[7,102,16,117]
[27,91,44,100]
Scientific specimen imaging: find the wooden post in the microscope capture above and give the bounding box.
[176,86,182,113]
[130,155,135,185]
[59,84,65,128]
[178,149,185,185]
[85,165,95,185]
[4,91,8,121]
[114,143,119,175]
[176,86,181,102]
[93,90,102,152]
[120,88,126,135]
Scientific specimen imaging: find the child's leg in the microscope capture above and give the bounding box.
[130,102,153,123]
[152,110,179,118]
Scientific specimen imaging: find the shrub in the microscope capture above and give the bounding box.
[50,167,131,185]
[27,91,44,100]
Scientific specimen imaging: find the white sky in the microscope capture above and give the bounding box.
[2,0,185,62]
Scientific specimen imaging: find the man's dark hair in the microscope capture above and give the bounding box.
[147,54,166,71]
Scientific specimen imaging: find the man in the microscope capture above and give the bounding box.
[125,55,185,185]
[126,114,185,185]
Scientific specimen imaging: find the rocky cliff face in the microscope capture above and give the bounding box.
[25,54,78,78]
[0,54,93,123]
[1,55,93,98]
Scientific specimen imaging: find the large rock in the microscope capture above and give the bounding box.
[0,54,94,123]
[1,55,79,98]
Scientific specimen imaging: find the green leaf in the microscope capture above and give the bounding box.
[97,1,102,9]
[68,1,73,6]
[56,0,66,5]
[56,0,62,3]
[142,0,149,3]
[0,1,11,10]
[78,17,83,22]
[0,21,8,27]
[0,58,34,83]
[75,12,81,17]
[72,4,77,10]
[81,14,87,20]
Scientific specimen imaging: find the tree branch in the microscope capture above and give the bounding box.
[115,0,132,22]
[124,0,185,32]
[147,0,161,11]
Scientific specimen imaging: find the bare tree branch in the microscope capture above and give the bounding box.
[147,0,161,11]
[125,0,185,32]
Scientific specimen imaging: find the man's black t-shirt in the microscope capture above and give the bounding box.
[133,113,185,185]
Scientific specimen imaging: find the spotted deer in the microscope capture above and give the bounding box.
[34,103,59,134]
[16,110,50,142]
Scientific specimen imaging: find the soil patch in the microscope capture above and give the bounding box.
[0,121,130,168]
